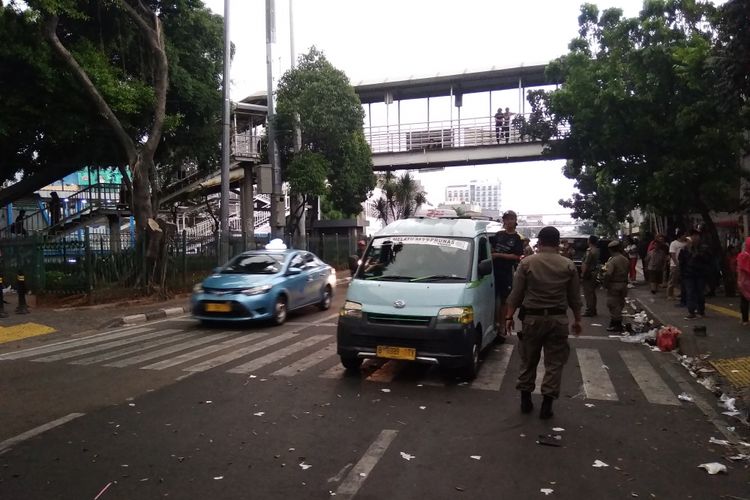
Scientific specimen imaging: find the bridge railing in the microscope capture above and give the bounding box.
[364,114,566,154]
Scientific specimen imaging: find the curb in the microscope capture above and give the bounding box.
[121,306,188,326]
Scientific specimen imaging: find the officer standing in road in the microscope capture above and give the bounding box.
[505,226,582,419]
[491,210,524,336]
[581,235,600,317]
[603,240,630,332]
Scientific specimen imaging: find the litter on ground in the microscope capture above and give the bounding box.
[400,452,415,461]
[592,460,609,468]
[697,462,727,474]
[540,488,554,495]
[677,393,694,402]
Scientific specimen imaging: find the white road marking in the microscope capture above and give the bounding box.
[227,335,329,374]
[576,348,618,401]
[32,329,182,362]
[335,429,399,499]
[69,332,198,365]
[471,344,514,391]
[104,332,235,368]
[620,350,680,405]
[142,333,272,370]
[182,332,299,373]
[271,342,336,376]
[0,413,85,455]
[0,327,154,360]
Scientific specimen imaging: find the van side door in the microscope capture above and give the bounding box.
[476,235,496,345]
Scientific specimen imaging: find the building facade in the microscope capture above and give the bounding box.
[445,179,502,216]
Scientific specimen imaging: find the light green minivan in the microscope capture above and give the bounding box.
[337,216,501,379]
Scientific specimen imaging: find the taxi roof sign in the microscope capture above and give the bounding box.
[413,207,458,219]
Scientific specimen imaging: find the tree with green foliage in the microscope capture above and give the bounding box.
[275,47,375,246]
[373,172,427,226]
[525,1,745,256]
[1,0,224,291]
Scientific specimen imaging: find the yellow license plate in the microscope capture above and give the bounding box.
[205,302,231,313]
[376,345,416,361]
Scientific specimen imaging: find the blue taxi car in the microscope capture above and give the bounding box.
[191,249,335,325]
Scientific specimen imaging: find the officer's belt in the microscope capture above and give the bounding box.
[524,307,567,316]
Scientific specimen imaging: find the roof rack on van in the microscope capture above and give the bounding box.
[411,208,496,221]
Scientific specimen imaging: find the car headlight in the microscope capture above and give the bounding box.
[340,300,362,319]
[193,283,204,293]
[241,284,272,296]
[437,306,474,325]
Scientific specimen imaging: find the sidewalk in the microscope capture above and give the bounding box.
[0,291,191,348]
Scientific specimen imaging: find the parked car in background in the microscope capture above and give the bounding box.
[559,235,611,273]
[191,247,335,326]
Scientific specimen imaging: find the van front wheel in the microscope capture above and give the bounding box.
[459,330,482,381]
[340,355,363,372]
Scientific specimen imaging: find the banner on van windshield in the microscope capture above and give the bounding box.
[386,236,469,251]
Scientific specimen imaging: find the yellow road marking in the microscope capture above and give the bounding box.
[710,356,750,388]
[0,323,57,344]
[704,303,741,319]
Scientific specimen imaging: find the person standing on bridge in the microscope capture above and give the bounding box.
[490,210,524,336]
[494,107,503,144]
[505,226,582,419]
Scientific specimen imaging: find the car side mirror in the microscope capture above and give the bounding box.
[287,267,302,275]
[478,259,493,277]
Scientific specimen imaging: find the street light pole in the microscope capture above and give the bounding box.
[219,0,231,264]
[266,0,283,240]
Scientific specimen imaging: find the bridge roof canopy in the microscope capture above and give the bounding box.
[353,63,556,104]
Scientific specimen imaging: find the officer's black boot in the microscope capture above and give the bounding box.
[540,396,554,419]
[606,320,621,332]
[520,391,533,414]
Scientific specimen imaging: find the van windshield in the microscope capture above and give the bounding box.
[356,236,473,282]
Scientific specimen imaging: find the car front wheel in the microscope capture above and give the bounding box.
[340,355,363,371]
[318,285,333,310]
[272,296,288,326]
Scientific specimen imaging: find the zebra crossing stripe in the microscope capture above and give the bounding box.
[103,332,236,368]
[142,333,272,371]
[70,332,199,365]
[32,329,182,362]
[182,332,299,373]
[576,348,618,401]
[227,335,330,374]
[271,342,336,377]
[471,344,514,391]
[619,350,680,406]
[0,327,154,361]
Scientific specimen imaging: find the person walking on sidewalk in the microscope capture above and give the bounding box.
[505,226,582,420]
[736,237,750,325]
[625,236,639,284]
[581,235,600,317]
[668,231,687,301]
[645,234,668,295]
[604,240,630,332]
[680,229,711,320]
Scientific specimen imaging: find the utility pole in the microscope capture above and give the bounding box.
[219,0,231,264]
[266,0,283,240]
[289,0,305,249]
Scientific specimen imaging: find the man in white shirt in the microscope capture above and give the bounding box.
[668,231,688,302]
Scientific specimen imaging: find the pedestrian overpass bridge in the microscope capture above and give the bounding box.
[356,63,565,170]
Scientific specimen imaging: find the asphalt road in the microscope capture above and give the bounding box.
[1,291,748,499]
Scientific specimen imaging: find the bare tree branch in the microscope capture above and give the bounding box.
[43,14,137,166]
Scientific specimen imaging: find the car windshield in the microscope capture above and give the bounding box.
[356,236,472,282]
[221,253,285,274]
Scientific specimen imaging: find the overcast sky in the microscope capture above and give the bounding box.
[202,0,663,217]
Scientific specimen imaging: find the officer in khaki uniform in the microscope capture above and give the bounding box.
[581,235,600,317]
[604,240,630,332]
[506,226,582,420]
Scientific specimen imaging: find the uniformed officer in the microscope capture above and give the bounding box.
[505,226,582,419]
[604,240,630,332]
[581,235,600,317]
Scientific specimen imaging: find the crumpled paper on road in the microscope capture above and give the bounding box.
[697,462,727,474]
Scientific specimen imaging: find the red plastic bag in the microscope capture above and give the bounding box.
[656,326,681,352]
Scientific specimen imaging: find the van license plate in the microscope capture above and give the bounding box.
[376,345,416,360]
[205,302,231,313]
